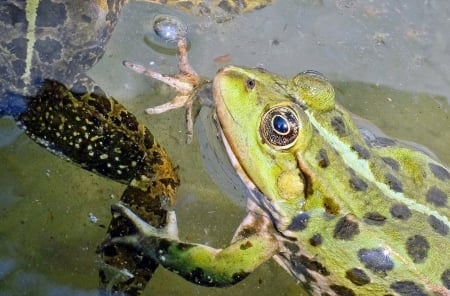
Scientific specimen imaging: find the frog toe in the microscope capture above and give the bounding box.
[165,210,179,239]
[111,202,179,240]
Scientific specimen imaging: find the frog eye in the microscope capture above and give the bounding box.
[260,106,299,150]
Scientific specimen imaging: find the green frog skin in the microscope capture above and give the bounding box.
[110,65,449,295]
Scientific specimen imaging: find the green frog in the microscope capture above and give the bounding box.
[108,40,450,295]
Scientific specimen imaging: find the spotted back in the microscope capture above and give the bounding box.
[277,100,450,295]
[0,0,126,100]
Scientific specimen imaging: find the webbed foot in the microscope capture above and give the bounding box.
[124,38,206,143]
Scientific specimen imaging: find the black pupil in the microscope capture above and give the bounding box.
[273,115,288,133]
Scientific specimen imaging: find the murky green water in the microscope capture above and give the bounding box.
[1,1,449,295]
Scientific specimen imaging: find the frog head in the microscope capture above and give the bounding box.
[213,66,319,230]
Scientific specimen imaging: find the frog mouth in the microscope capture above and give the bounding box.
[215,117,294,232]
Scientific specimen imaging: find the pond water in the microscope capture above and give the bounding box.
[0,1,449,295]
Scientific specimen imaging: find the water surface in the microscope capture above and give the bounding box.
[1,1,449,295]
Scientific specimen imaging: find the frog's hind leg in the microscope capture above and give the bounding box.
[124,38,201,114]
[124,38,206,143]
[103,201,280,288]
[14,79,179,295]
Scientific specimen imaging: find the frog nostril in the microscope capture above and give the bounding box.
[246,79,256,90]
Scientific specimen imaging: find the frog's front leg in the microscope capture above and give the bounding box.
[108,202,280,287]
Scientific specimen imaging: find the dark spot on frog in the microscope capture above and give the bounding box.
[426,186,448,207]
[295,255,330,276]
[143,129,156,150]
[363,212,387,226]
[382,157,400,171]
[81,14,92,23]
[370,137,396,147]
[428,215,449,236]
[345,268,370,286]
[74,43,105,68]
[160,178,179,189]
[151,150,164,165]
[289,255,317,283]
[287,213,309,231]
[88,115,101,127]
[390,281,427,296]
[406,235,429,263]
[0,2,26,25]
[331,116,347,136]
[120,111,139,131]
[428,163,450,181]
[358,248,394,275]
[349,175,368,192]
[329,284,356,296]
[177,0,194,10]
[7,37,27,60]
[86,94,113,116]
[12,59,26,79]
[316,148,330,168]
[35,37,62,64]
[36,0,67,27]
[240,240,253,250]
[351,144,370,159]
[309,233,323,246]
[110,115,122,126]
[390,204,411,220]
[218,0,239,14]
[385,173,403,192]
[442,268,450,289]
[235,225,258,239]
[283,241,300,253]
[333,216,360,240]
